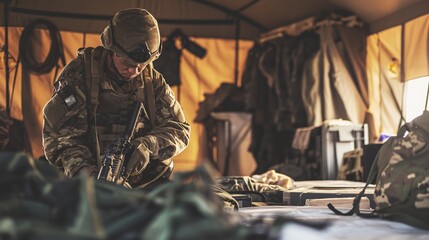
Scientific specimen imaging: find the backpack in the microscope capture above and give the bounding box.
[329,110,429,229]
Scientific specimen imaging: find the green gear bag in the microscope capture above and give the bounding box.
[329,110,429,229]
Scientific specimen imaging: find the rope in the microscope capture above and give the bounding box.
[18,19,65,74]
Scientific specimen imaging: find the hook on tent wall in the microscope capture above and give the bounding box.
[168,29,207,59]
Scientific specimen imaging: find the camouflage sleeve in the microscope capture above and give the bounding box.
[136,70,191,160]
[42,57,97,177]
[0,108,12,150]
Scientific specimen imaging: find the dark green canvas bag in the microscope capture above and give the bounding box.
[329,110,429,229]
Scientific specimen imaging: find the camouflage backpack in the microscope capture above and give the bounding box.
[329,110,429,229]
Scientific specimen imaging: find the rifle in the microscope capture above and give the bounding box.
[97,101,143,185]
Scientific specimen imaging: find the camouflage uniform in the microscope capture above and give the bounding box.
[42,8,190,187]
[0,108,13,150]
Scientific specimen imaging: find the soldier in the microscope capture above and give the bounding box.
[42,8,190,188]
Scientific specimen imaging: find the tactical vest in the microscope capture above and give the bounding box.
[80,46,170,188]
[95,69,151,152]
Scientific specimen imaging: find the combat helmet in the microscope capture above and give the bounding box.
[101,8,162,65]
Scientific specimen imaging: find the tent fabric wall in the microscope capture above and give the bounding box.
[0,27,253,172]
[175,37,253,170]
[0,28,103,158]
[366,14,428,139]
[404,14,429,81]
[367,26,404,138]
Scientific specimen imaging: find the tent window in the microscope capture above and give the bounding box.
[403,76,429,121]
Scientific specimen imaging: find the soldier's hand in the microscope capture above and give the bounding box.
[126,140,151,177]
[116,175,132,189]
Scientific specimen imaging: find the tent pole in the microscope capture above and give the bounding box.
[427,23,429,111]
[234,19,240,86]
[398,23,405,129]
[11,7,234,25]
[3,0,10,114]
[191,0,267,32]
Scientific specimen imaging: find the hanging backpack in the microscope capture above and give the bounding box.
[329,110,429,229]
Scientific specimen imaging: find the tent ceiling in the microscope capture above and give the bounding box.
[0,0,427,40]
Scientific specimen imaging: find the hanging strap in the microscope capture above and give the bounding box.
[83,46,107,168]
[327,146,382,216]
[327,124,409,218]
[83,48,93,108]
[328,165,378,216]
[142,63,156,128]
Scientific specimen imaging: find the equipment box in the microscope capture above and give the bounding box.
[320,123,368,180]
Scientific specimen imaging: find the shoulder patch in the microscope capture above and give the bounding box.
[58,84,78,109]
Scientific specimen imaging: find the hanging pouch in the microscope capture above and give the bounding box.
[43,84,85,131]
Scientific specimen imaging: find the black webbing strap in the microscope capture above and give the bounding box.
[327,149,381,216]
[142,63,156,128]
[83,46,107,168]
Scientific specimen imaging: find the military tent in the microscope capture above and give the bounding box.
[0,0,428,172]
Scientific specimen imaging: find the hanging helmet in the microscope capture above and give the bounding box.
[101,8,162,65]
